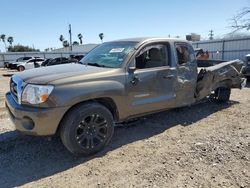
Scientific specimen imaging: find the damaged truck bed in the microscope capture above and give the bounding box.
[196,60,245,101]
[5,37,246,156]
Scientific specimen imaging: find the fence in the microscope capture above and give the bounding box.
[2,38,250,67]
[0,51,86,68]
[192,37,250,62]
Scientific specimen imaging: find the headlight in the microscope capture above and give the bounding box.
[22,84,54,104]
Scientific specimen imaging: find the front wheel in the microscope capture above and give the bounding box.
[17,66,25,72]
[60,103,114,156]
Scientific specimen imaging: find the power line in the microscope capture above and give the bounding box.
[209,30,214,40]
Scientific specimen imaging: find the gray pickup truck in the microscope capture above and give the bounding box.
[5,38,246,156]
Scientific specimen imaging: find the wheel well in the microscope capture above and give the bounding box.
[213,79,232,91]
[17,65,25,70]
[93,98,119,121]
[56,97,119,134]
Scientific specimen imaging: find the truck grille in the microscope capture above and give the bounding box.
[10,75,24,104]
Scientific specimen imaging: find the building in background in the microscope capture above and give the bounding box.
[186,33,201,42]
[0,44,98,67]
[0,44,98,68]
[52,44,98,53]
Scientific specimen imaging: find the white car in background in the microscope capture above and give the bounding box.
[6,56,33,69]
[15,58,45,71]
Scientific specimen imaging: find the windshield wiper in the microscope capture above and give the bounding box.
[86,63,111,68]
[87,63,102,67]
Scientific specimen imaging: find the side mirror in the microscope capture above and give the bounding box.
[128,66,136,74]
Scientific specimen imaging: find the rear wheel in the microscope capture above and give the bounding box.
[60,103,114,156]
[213,87,231,103]
[17,66,25,72]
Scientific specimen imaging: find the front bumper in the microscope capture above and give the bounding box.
[5,92,69,136]
[8,63,18,69]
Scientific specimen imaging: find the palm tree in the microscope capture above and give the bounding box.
[78,33,83,44]
[73,41,79,45]
[7,36,14,47]
[99,33,104,43]
[63,40,69,47]
[0,34,7,51]
[59,35,64,46]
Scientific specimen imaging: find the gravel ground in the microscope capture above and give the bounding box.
[0,68,249,188]
[0,69,15,133]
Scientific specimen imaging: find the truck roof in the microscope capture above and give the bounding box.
[110,37,189,45]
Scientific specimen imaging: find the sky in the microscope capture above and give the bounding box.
[0,0,249,51]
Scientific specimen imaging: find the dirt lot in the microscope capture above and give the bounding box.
[0,68,249,188]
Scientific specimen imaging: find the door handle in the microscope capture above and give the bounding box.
[130,75,140,85]
[163,75,174,79]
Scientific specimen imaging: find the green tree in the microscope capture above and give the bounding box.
[99,33,104,43]
[59,35,65,46]
[63,40,69,47]
[8,44,40,52]
[0,34,7,51]
[7,36,14,47]
[78,33,83,44]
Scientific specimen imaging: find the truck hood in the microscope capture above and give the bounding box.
[15,64,114,84]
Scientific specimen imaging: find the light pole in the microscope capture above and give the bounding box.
[69,24,72,51]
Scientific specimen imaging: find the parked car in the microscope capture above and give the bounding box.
[242,54,250,81]
[69,55,84,62]
[41,58,52,66]
[42,57,77,67]
[7,56,33,69]
[16,58,45,71]
[5,37,246,156]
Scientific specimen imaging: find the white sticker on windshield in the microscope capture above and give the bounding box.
[109,48,125,53]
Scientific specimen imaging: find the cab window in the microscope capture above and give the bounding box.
[175,43,195,65]
[135,44,168,69]
[27,59,35,63]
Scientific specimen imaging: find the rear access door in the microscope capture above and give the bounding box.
[174,42,198,107]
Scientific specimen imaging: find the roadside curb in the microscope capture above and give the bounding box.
[0,130,20,142]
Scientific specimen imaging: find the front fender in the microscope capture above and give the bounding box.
[45,80,126,117]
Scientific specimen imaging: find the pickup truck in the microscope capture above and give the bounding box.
[5,38,246,156]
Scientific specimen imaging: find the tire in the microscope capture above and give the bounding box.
[214,87,231,103]
[60,103,114,156]
[17,66,25,72]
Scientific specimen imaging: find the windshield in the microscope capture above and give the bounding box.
[80,42,137,68]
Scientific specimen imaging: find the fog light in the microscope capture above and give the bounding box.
[22,117,35,130]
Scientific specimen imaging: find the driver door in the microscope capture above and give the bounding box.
[125,43,177,117]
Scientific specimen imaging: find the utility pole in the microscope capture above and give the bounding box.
[208,30,214,40]
[69,24,72,51]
